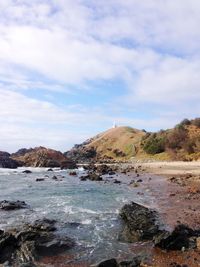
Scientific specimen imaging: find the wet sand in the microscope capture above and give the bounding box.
[130,162,200,267]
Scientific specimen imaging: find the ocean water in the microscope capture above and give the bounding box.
[0,167,154,264]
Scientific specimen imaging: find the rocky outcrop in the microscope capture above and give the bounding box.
[0,218,74,265]
[119,202,160,242]
[0,151,20,169]
[64,145,97,163]
[154,224,200,250]
[0,200,28,211]
[12,147,77,169]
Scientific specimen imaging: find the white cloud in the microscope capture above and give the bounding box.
[0,1,200,151]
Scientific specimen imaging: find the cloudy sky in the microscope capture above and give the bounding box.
[0,0,200,152]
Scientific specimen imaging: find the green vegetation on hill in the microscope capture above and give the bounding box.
[141,118,200,160]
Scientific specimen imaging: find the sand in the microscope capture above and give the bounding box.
[136,161,200,175]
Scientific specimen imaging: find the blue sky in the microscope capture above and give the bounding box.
[0,0,200,152]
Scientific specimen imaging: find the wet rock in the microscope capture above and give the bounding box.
[119,202,160,242]
[35,178,45,182]
[84,173,102,181]
[80,176,87,181]
[69,171,77,176]
[113,179,121,184]
[97,258,118,267]
[0,218,74,265]
[47,168,53,172]
[154,224,200,250]
[22,170,32,174]
[0,200,28,211]
[108,171,116,175]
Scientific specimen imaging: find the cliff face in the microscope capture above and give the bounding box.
[11,147,77,168]
[0,151,20,169]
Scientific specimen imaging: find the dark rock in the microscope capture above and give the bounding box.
[0,151,20,169]
[97,258,118,267]
[119,255,144,266]
[119,202,160,242]
[80,176,87,181]
[60,158,77,169]
[22,170,32,174]
[36,178,45,182]
[154,224,200,251]
[52,175,58,180]
[0,218,74,265]
[69,171,77,176]
[0,200,28,211]
[80,173,102,181]
[113,179,121,184]
[47,168,53,172]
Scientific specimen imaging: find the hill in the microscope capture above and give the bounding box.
[65,126,146,162]
[66,118,200,162]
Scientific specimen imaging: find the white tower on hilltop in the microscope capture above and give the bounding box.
[112,122,117,128]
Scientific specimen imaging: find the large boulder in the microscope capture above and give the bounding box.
[0,218,74,265]
[0,151,20,169]
[119,202,160,242]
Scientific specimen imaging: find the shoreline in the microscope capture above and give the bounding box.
[1,162,200,266]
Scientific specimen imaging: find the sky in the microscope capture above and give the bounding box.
[0,0,200,152]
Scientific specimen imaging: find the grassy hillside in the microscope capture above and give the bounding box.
[86,126,145,160]
[66,118,200,162]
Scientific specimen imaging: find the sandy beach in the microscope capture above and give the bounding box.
[137,161,200,176]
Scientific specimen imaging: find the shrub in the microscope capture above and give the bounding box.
[166,127,188,150]
[143,135,166,155]
[191,118,200,128]
[180,118,191,126]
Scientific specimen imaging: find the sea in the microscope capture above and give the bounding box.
[0,167,155,265]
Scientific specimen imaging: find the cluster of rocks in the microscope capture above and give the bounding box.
[0,218,74,266]
[80,164,117,182]
[97,201,200,267]
[119,202,200,250]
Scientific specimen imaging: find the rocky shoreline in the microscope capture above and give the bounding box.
[0,163,200,266]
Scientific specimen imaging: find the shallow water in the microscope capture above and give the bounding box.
[0,167,155,264]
